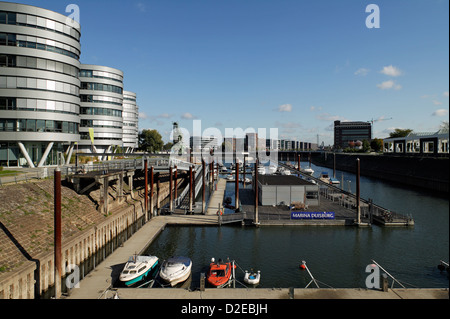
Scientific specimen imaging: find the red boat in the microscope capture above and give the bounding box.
[207,258,235,288]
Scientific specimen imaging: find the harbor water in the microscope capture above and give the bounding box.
[144,163,449,289]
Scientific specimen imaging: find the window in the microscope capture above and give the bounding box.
[0,33,6,45]
[17,119,26,132]
[7,13,16,25]
[0,54,6,67]
[7,34,16,46]
[26,119,35,132]
[36,119,45,132]
[7,98,16,110]
[45,120,54,132]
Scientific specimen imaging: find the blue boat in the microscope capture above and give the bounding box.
[119,255,159,286]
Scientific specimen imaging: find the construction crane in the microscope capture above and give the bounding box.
[369,117,393,139]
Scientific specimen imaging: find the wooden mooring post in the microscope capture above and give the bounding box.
[235,162,239,211]
[54,167,62,299]
[254,159,259,226]
[356,158,361,225]
[144,159,148,220]
[202,160,206,214]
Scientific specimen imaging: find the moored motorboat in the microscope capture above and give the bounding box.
[226,174,234,181]
[319,171,330,183]
[329,177,340,185]
[119,254,159,286]
[301,167,314,175]
[244,270,261,285]
[268,165,277,174]
[159,256,192,287]
[207,258,235,288]
[257,165,266,175]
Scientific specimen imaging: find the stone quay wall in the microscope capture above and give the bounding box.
[0,172,181,299]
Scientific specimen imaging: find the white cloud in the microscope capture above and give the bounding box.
[432,109,448,117]
[139,112,148,119]
[275,121,301,129]
[316,113,346,121]
[277,104,292,112]
[310,106,322,112]
[377,80,402,90]
[380,65,403,77]
[354,68,370,76]
[432,100,442,106]
[444,91,449,98]
[135,2,147,12]
[181,112,197,119]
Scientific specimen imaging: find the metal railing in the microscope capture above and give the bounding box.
[279,162,414,224]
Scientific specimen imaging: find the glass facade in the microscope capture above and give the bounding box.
[0,3,139,167]
[0,2,81,167]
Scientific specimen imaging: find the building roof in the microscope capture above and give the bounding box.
[258,175,315,186]
[384,128,449,142]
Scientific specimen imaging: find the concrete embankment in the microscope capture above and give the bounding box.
[312,153,448,193]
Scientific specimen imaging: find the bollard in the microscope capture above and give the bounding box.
[200,273,206,291]
[381,273,389,292]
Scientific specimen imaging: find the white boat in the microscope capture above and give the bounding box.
[319,171,330,183]
[159,256,192,286]
[257,166,266,175]
[301,167,314,175]
[319,171,339,185]
[226,174,234,181]
[329,177,340,185]
[119,254,159,286]
[280,168,291,175]
[244,270,261,285]
[268,165,277,174]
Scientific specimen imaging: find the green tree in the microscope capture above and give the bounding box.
[139,129,164,153]
[370,138,383,152]
[362,139,371,152]
[163,142,174,151]
[389,128,413,138]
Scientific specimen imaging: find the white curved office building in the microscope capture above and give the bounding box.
[0,2,81,167]
[1,2,140,167]
[78,64,124,155]
[122,90,139,152]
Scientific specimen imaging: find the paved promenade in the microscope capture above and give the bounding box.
[206,178,227,215]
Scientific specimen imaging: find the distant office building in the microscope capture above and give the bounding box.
[334,120,372,149]
[190,135,219,152]
[122,91,139,152]
[383,129,449,155]
[78,64,124,155]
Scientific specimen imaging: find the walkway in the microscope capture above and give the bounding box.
[206,178,227,215]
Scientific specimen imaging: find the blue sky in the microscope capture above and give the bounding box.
[7,0,449,144]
